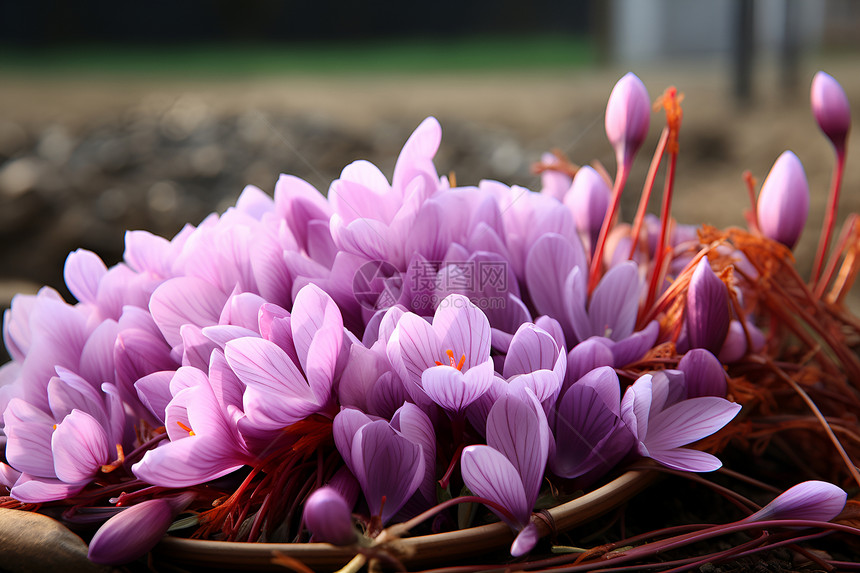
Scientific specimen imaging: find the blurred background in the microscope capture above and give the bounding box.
[2,0,860,323]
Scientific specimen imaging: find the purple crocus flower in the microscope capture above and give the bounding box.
[605,72,651,171]
[685,257,730,354]
[4,367,127,503]
[88,492,195,564]
[332,407,425,524]
[811,71,851,152]
[678,348,728,398]
[620,374,741,472]
[460,387,550,556]
[132,363,252,487]
[502,322,566,404]
[387,294,494,412]
[756,151,810,250]
[303,486,357,545]
[224,284,345,433]
[551,366,634,482]
[742,480,847,523]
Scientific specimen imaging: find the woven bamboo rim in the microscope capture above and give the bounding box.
[154,469,658,571]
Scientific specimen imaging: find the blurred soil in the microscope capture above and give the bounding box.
[2,58,860,306]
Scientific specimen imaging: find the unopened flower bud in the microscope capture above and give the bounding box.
[565,166,611,250]
[757,151,810,249]
[811,71,850,152]
[686,257,730,354]
[743,480,846,523]
[605,73,651,170]
[88,499,174,564]
[303,486,357,545]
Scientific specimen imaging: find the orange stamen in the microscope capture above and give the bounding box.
[177,421,196,436]
[434,349,467,370]
[100,444,126,473]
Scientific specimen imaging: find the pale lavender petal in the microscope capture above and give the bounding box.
[367,372,408,419]
[648,448,723,472]
[10,473,87,503]
[527,234,585,339]
[486,388,549,505]
[461,445,530,525]
[392,116,442,194]
[504,323,561,378]
[434,294,492,370]
[679,349,727,398]
[332,408,374,469]
[224,337,314,402]
[744,481,847,523]
[422,360,493,412]
[563,266,591,343]
[149,277,229,347]
[123,230,173,277]
[648,370,687,413]
[391,402,437,505]
[78,319,119,387]
[566,339,615,391]
[52,410,112,484]
[588,261,640,341]
[620,374,653,441]
[552,383,619,478]
[511,522,539,557]
[132,432,245,487]
[4,398,56,477]
[135,371,174,423]
[291,284,343,398]
[646,397,741,451]
[686,257,730,353]
[351,421,424,523]
[64,249,107,305]
[0,462,21,488]
[611,320,660,367]
[207,350,244,413]
[390,312,441,386]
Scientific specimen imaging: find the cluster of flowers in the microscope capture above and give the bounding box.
[0,72,853,567]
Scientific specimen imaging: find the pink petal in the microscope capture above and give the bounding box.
[224,337,314,402]
[10,473,87,503]
[526,234,585,338]
[149,277,229,348]
[51,410,111,483]
[422,361,493,412]
[511,522,539,557]
[351,421,424,524]
[648,447,723,472]
[588,262,640,341]
[461,445,530,525]
[434,294,491,370]
[646,397,741,451]
[64,249,107,305]
[504,323,561,378]
[486,388,549,505]
[4,399,57,478]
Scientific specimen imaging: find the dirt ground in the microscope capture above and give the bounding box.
[2,57,860,305]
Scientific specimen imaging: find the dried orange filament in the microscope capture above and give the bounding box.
[655,86,684,153]
[435,349,466,370]
[100,444,126,473]
[177,421,196,436]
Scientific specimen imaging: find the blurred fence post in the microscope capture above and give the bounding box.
[733,0,755,107]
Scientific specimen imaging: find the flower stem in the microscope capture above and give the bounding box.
[589,163,630,295]
[811,149,847,286]
[628,127,669,259]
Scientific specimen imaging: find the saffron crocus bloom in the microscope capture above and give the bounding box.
[332,408,425,525]
[502,322,566,404]
[678,348,727,398]
[303,486,357,545]
[461,387,550,556]
[620,375,741,472]
[685,257,730,354]
[388,294,494,412]
[551,366,633,481]
[756,151,810,250]
[605,72,651,170]
[88,493,194,565]
[742,480,847,523]
[811,71,851,152]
